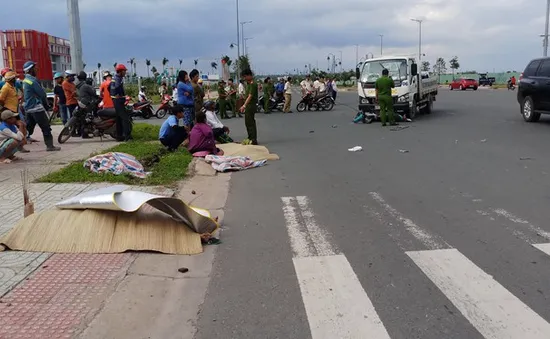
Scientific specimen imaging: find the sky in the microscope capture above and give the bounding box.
[2,0,547,75]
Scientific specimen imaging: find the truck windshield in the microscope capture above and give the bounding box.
[360,59,408,83]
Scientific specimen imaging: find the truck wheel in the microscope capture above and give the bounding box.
[424,96,433,114]
[409,101,417,119]
[522,96,541,122]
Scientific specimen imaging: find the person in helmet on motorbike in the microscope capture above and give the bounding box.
[62,70,78,121]
[21,61,60,151]
[52,72,67,124]
[110,63,132,141]
[76,71,97,107]
[138,86,148,102]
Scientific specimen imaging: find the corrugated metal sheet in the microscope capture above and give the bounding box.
[1,29,53,81]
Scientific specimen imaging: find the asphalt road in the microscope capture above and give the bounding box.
[193,88,550,339]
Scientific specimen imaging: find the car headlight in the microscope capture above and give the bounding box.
[397,94,409,102]
[360,98,368,104]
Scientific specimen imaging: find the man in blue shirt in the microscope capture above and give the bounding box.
[110,63,132,141]
[159,105,187,151]
[22,61,60,151]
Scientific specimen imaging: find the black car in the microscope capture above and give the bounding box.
[517,57,550,122]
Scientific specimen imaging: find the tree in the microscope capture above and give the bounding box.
[433,57,447,83]
[151,66,158,76]
[421,61,430,72]
[194,59,199,68]
[211,62,218,74]
[113,62,117,69]
[179,59,183,69]
[83,63,86,69]
[162,58,169,71]
[449,56,460,78]
[146,59,151,77]
[129,58,135,76]
[236,55,251,74]
[97,62,101,71]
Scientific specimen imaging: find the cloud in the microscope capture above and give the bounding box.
[3,0,546,74]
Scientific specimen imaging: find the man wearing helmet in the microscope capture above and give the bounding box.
[52,72,67,124]
[21,61,60,151]
[62,70,78,121]
[110,63,131,141]
[138,86,148,102]
[76,71,97,107]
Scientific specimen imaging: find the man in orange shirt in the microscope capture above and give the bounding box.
[62,70,78,119]
[99,71,114,109]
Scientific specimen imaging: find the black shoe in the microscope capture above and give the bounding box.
[251,140,258,145]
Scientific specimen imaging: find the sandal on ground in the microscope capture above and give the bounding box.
[0,158,12,164]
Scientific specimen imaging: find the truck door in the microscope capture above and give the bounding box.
[534,59,550,111]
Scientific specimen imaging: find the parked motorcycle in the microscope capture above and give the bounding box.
[296,92,334,112]
[126,96,154,119]
[258,94,284,112]
[155,94,172,119]
[58,100,120,144]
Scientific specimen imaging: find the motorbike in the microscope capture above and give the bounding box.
[58,99,120,144]
[154,94,172,119]
[258,94,284,112]
[507,81,516,91]
[296,92,334,112]
[126,96,154,119]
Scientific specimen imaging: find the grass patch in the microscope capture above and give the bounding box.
[132,123,161,141]
[38,140,192,186]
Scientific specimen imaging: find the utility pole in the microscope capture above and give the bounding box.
[379,34,384,56]
[545,0,550,56]
[411,18,423,62]
[355,45,359,67]
[240,21,252,56]
[67,0,84,73]
[338,50,343,71]
[236,0,240,78]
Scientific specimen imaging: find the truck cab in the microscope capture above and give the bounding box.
[356,56,438,118]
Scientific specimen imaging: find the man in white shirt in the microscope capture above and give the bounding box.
[317,77,327,94]
[331,79,338,100]
[283,77,293,113]
[204,101,232,143]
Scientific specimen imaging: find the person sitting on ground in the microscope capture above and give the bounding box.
[159,105,188,152]
[187,110,224,156]
[0,71,29,153]
[203,101,233,143]
[0,110,25,163]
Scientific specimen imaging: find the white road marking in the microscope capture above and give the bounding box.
[408,248,550,339]
[492,209,550,241]
[369,192,449,250]
[296,196,335,256]
[281,197,311,258]
[532,243,550,257]
[294,255,391,339]
[281,196,391,339]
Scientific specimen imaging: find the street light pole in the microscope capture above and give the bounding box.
[244,37,253,55]
[338,50,343,71]
[67,0,84,73]
[355,45,359,67]
[236,0,240,78]
[545,0,550,56]
[411,18,423,62]
[379,34,384,56]
[240,21,252,54]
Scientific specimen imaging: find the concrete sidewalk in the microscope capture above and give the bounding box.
[0,123,228,339]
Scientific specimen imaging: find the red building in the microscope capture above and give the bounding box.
[0,29,71,82]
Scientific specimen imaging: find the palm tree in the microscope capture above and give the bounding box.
[179,59,183,69]
[211,61,218,74]
[146,59,151,77]
[162,58,169,71]
[83,63,86,69]
[113,62,117,69]
[151,66,158,76]
[129,57,135,75]
[194,59,199,68]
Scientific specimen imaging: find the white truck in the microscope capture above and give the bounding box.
[356,56,438,121]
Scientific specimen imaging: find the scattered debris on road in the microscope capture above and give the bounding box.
[399,149,410,153]
[331,125,338,128]
[520,157,534,161]
[480,139,488,143]
[192,190,196,195]
[390,126,410,131]
[348,146,363,152]
[178,267,189,273]
[309,130,315,133]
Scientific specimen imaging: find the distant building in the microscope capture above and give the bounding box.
[0,29,71,83]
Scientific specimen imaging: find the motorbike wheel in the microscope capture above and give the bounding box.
[322,99,334,111]
[58,117,77,144]
[365,116,374,124]
[156,109,167,119]
[296,102,307,112]
[143,107,153,119]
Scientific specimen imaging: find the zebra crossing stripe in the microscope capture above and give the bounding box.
[281,196,391,339]
[407,248,550,339]
[533,243,550,257]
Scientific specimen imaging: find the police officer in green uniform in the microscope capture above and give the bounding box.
[239,68,258,145]
[227,78,237,117]
[217,80,229,119]
[263,77,272,113]
[375,68,397,126]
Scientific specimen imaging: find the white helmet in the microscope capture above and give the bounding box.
[65,70,76,76]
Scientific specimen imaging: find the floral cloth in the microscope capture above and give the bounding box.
[84,152,148,178]
[204,155,266,172]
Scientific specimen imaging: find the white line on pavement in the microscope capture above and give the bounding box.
[532,243,550,257]
[369,192,449,250]
[281,196,391,339]
[492,208,550,241]
[408,249,550,339]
